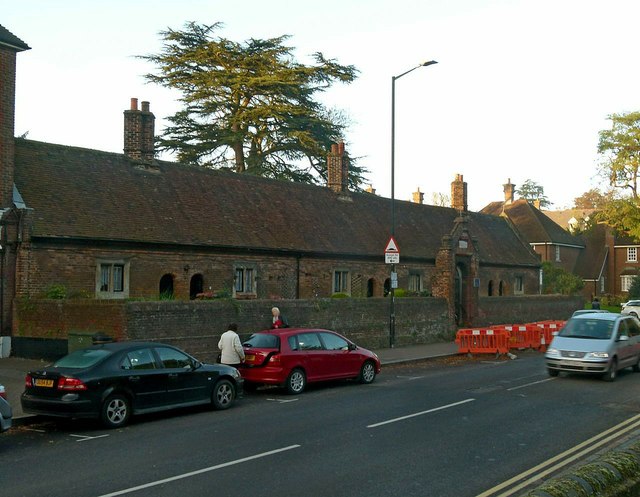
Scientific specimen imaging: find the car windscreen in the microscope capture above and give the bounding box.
[558,318,614,340]
[53,349,112,368]
[243,334,280,349]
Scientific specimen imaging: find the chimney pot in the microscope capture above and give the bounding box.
[141,101,150,112]
[130,98,138,110]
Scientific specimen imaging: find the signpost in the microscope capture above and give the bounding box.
[385,237,400,347]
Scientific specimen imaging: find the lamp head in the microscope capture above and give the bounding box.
[421,60,438,67]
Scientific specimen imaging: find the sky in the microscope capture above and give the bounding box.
[4,0,640,211]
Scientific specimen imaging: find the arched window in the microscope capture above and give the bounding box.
[488,280,494,296]
[383,278,391,297]
[498,280,504,296]
[367,278,375,297]
[190,274,204,300]
[159,274,174,299]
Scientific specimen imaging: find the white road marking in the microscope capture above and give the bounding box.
[266,398,299,403]
[396,375,426,380]
[96,445,301,497]
[506,378,555,391]
[476,413,640,497]
[70,434,110,442]
[367,398,476,428]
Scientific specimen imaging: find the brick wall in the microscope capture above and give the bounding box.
[12,295,581,361]
[0,46,16,208]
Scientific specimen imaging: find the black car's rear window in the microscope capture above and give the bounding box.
[53,349,112,368]
[243,334,280,348]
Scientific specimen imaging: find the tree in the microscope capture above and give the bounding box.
[598,111,640,200]
[596,112,640,237]
[430,192,450,207]
[541,262,584,295]
[628,275,640,300]
[140,22,366,187]
[573,188,606,209]
[515,179,551,207]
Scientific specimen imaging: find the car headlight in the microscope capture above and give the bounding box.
[545,348,560,357]
[586,352,609,359]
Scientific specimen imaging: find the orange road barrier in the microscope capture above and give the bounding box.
[532,321,565,351]
[455,328,510,355]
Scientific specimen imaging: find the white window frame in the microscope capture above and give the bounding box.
[628,247,638,262]
[96,261,129,299]
[514,276,524,295]
[333,269,350,295]
[555,245,561,262]
[234,265,256,297]
[622,275,634,292]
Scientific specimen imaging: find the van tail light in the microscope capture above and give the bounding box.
[58,376,88,391]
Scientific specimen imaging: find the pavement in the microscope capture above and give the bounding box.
[0,341,460,425]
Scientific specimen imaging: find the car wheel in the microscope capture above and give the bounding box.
[547,368,559,377]
[285,368,306,395]
[633,357,640,373]
[101,393,130,429]
[212,379,235,410]
[358,361,377,384]
[603,358,618,382]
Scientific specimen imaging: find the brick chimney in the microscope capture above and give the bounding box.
[451,174,467,212]
[365,184,376,195]
[503,178,515,205]
[0,26,30,208]
[327,142,348,193]
[124,98,155,162]
[412,187,424,204]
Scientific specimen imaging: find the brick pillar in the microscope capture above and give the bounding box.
[124,98,155,162]
[412,187,424,204]
[327,142,348,193]
[0,30,30,208]
[451,174,467,212]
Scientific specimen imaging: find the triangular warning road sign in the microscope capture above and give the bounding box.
[384,236,399,253]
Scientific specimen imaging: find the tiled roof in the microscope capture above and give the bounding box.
[14,139,540,267]
[0,25,30,51]
[573,224,608,279]
[481,199,584,247]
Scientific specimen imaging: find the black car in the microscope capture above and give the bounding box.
[21,341,243,428]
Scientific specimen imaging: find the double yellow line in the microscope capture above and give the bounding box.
[477,413,640,497]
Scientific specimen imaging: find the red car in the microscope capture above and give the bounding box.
[240,328,381,394]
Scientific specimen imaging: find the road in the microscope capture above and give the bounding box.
[2,352,640,497]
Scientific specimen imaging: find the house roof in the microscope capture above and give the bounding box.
[480,199,584,247]
[542,208,595,231]
[573,223,608,280]
[0,25,30,51]
[14,138,540,267]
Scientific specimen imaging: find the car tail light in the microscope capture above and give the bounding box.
[0,386,6,400]
[57,376,88,391]
[268,354,281,366]
[24,374,32,389]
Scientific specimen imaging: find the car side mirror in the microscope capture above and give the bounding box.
[619,335,630,342]
[348,343,357,351]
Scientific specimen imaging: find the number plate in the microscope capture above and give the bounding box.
[34,378,54,387]
[245,354,255,362]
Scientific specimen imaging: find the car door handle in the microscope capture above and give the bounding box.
[168,373,179,379]
[128,376,141,382]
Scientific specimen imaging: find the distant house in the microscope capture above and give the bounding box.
[0,25,542,335]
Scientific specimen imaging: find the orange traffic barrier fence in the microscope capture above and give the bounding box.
[532,321,565,351]
[456,328,510,355]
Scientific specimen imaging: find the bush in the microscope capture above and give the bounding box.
[331,292,350,298]
[44,284,67,299]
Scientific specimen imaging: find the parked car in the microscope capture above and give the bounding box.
[21,341,243,428]
[0,384,12,432]
[621,300,640,317]
[545,313,640,381]
[240,328,381,394]
[572,309,610,317]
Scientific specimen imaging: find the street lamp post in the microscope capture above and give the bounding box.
[389,60,438,348]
